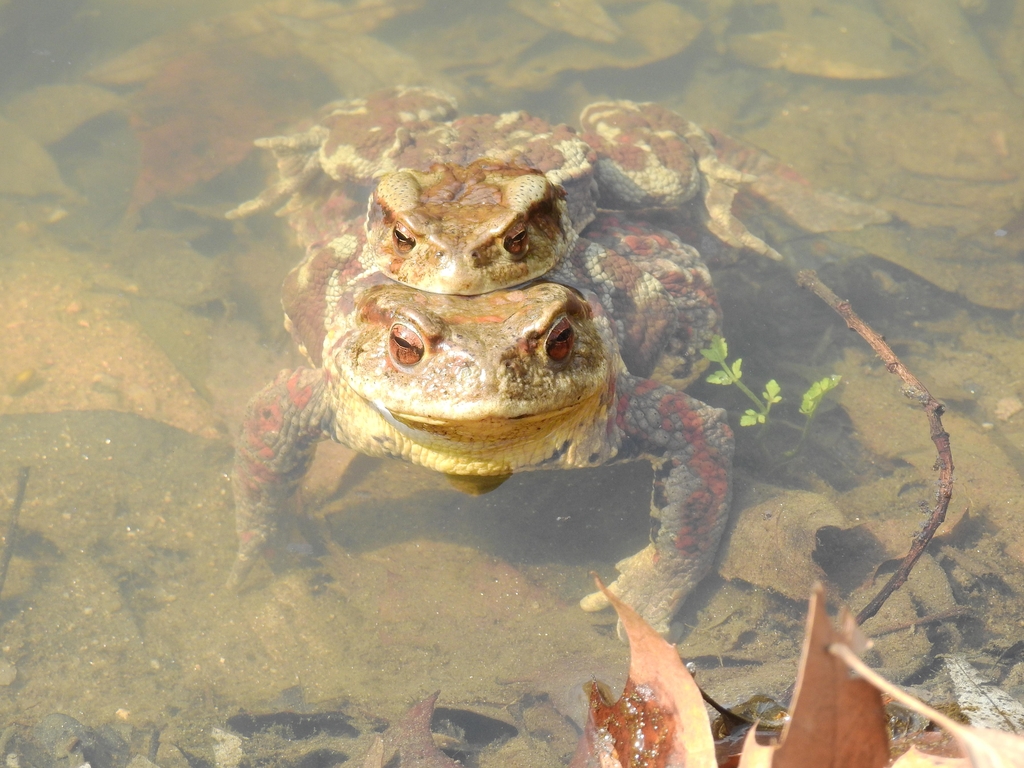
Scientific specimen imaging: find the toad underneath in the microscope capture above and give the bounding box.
[231,221,732,636]
[229,89,741,634]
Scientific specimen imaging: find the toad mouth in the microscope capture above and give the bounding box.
[369,397,590,443]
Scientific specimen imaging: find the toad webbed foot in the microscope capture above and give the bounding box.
[581,377,734,636]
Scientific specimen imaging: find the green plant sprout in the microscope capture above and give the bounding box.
[790,373,843,454]
[700,336,780,426]
[700,335,841,455]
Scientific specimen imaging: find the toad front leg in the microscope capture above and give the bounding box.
[228,367,332,588]
[581,376,734,637]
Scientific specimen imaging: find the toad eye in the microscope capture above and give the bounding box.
[389,323,425,366]
[503,223,528,259]
[545,316,574,363]
[393,224,416,254]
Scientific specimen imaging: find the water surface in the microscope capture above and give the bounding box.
[1,0,1024,764]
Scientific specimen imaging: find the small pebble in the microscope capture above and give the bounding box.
[212,728,244,768]
[0,658,17,686]
[8,368,39,396]
[91,373,121,395]
[994,396,1023,422]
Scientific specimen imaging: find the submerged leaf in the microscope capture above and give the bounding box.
[493,2,701,89]
[86,0,431,209]
[3,83,125,145]
[727,1,919,79]
[943,656,1024,734]
[571,576,716,768]
[833,646,1024,767]
[363,692,460,768]
[709,129,891,234]
[510,0,622,43]
[126,46,319,208]
[0,116,76,198]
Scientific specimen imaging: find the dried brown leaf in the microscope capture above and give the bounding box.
[610,578,717,767]
[774,585,889,768]
[572,576,715,768]
[833,645,1024,768]
[573,582,1020,766]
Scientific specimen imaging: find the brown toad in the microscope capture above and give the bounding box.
[230,219,733,636]
[227,86,786,298]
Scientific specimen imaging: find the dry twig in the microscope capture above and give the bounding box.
[796,270,954,625]
[868,607,971,638]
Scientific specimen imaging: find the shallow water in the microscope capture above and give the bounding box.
[1,0,1024,764]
